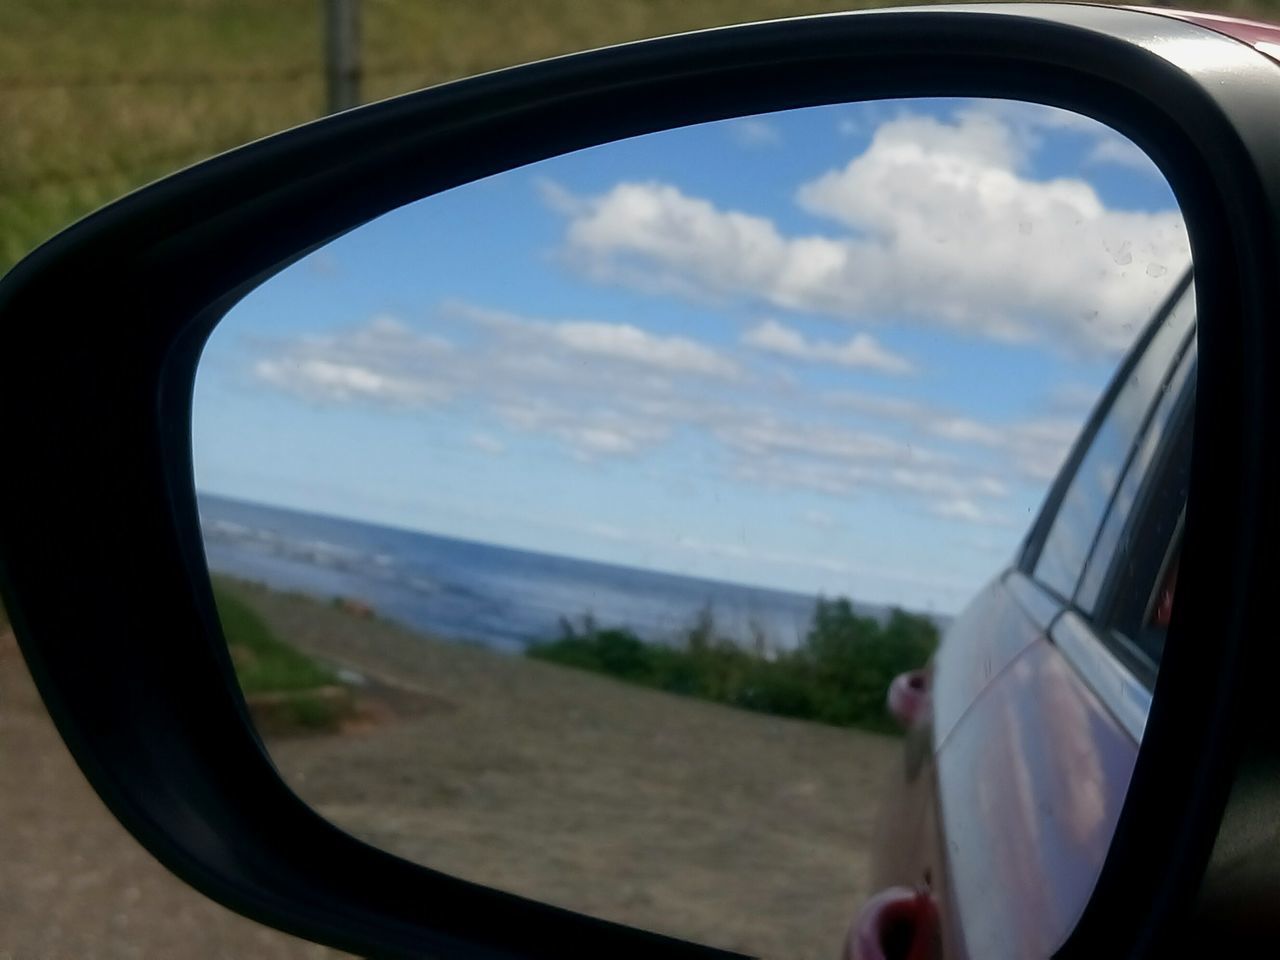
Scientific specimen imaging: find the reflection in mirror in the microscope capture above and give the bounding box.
[192,98,1190,959]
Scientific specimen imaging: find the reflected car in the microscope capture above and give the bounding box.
[854,271,1194,959]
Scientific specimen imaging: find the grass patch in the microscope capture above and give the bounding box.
[213,582,338,693]
[529,597,937,734]
[212,580,354,736]
[275,692,348,731]
[8,0,1276,273]
[247,685,354,735]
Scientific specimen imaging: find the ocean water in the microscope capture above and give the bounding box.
[197,494,875,654]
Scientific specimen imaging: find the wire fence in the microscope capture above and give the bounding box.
[1,66,321,90]
[1,60,434,91]
[0,2,465,272]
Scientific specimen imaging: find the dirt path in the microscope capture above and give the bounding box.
[242,584,899,960]
[0,628,345,960]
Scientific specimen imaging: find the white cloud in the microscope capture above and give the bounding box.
[253,359,378,401]
[743,318,915,374]
[251,306,728,462]
[552,320,739,378]
[573,428,643,456]
[931,497,1014,527]
[552,110,1188,356]
[584,521,632,542]
[1086,138,1164,178]
[245,301,1070,523]
[835,101,908,140]
[838,117,862,137]
[251,315,454,408]
[535,176,586,216]
[965,100,1125,144]
[716,416,944,468]
[730,118,781,148]
[825,389,1083,485]
[449,302,739,380]
[491,396,674,461]
[469,432,505,455]
[730,456,1008,512]
[971,99,1165,180]
[559,181,788,303]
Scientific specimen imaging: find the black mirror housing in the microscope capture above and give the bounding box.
[3,5,1280,958]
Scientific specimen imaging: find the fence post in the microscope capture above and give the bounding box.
[324,0,361,114]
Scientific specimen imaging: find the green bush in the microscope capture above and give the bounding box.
[795,599,939,732]
[527,597,938,733]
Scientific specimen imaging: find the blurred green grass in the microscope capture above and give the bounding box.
[213,580,337,694]
[212,578,352,733]
[3,0,1278,273]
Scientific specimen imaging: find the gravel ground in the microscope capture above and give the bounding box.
[247,583,899,960]
[2,584,899,960]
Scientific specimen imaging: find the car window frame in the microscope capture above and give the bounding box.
[1018,270,1193,589]
[1032,289,1195,602]
[1077,341,1196,677]
[1015,280,1195,720]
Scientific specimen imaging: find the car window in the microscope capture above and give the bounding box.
[1098,397,1191,674]
[1032,283,1195,600]
[1076,339,1195,633]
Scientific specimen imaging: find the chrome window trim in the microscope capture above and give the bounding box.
[1033,285,1197,599]
[1052,609,1152,742]
[1017,270,1193,576]
[1075,329,1197,615]
[1004,569,1064,634]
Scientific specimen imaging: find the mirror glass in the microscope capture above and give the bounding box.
[192,98,1191,959]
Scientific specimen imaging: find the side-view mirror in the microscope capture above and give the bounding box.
[4,5,1280,959]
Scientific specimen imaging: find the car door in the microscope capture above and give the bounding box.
[870,275,1196,960]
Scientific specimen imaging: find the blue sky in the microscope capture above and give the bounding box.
[192,98,1188,614]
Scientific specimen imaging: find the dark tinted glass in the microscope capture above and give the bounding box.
[1076,339,1195,620]
[1034,285,1195,599]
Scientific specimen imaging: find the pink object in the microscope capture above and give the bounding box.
[846,886,940,960]
[887,670,929,727]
